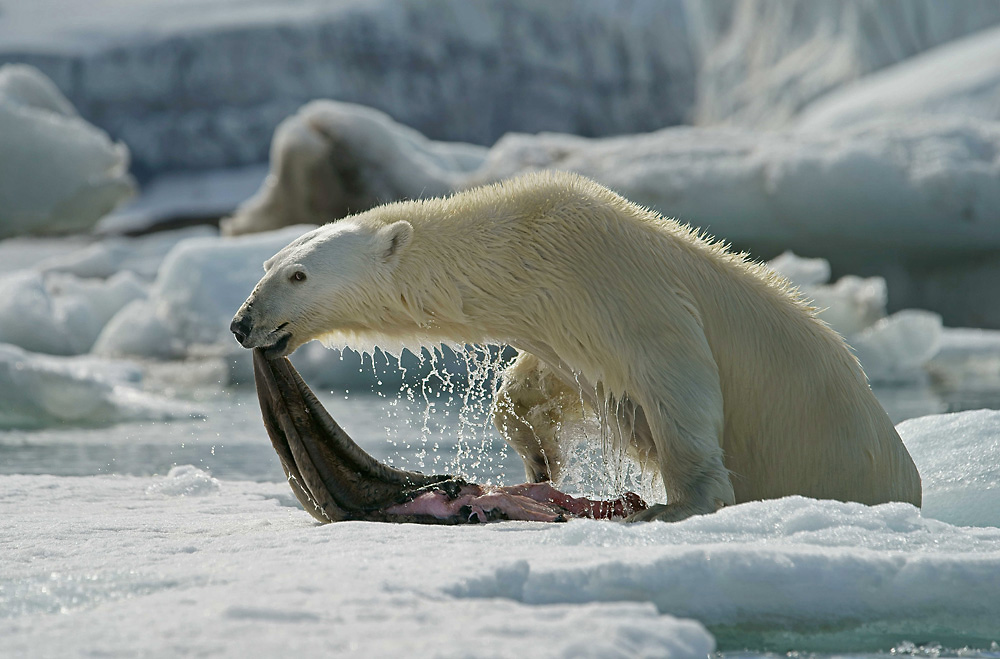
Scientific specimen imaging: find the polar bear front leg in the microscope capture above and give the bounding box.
[491,351,583,483]
[622,334,736,523]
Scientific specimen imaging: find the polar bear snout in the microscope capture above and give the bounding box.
[230,314,254,348]
[231,306,295,358]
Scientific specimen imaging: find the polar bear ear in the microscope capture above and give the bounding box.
[378,220,413,265]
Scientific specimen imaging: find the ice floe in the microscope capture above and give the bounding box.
[93,226,314,360]
[0,343,200,429]
[2,409,999,656]
[898,409,1000,528]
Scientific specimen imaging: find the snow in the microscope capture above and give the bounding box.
[0,219,969,391]
[468,117,1000,328]
[0,64,135,238]
[691,0,1000,127]
[851,311,944,384]
[38,225,217,280]
[217,100,1000,261]
[2,6,1000,652]
[476,118,1000,257]
[798,25,1000,131]
[930,328,1000,386]
[2,403,1000,656]
[0,227,220,356]
[0,343,200,430]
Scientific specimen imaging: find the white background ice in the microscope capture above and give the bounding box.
[0,343,200,430]
[0,0,698,174]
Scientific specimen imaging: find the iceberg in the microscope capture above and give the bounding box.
[2,411,999,655]
[0,65,135,238]
[0,270,147,356]
[221,101,487,236]
[220,101,1000,257]
[221,100,1000,328]
[94,226,315,361]
[769,252,943,383]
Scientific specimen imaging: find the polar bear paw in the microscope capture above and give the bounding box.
[624,500,722,523]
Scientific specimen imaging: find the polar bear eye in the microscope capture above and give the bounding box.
[290,271,307,283]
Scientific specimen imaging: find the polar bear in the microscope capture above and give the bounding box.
[231,171,922,522]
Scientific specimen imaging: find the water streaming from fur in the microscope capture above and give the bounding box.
[341,343,662,501]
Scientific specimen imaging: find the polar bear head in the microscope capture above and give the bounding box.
[230,218,413,358]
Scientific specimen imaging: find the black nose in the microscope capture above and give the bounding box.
[230,315,252,347]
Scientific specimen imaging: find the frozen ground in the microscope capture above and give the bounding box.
[1,222,998,656]
[3,4,1000,654]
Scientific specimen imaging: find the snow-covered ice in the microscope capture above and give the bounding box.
[798,25,1000,131]
[216,100,1000,327]
[4,0,998,174]
[217,100,1000,258]
[0,227,216,356]
[2,406,999,657]
[472,118,1000,258]
[768,252,943,384]
[38,225,217,281]
[0,64,135,238]
[0,270,146,355]
[98,166,268,236]
[1,5,999,653]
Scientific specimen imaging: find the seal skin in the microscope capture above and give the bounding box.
[253,348,461,523]
[252,349,646,524]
